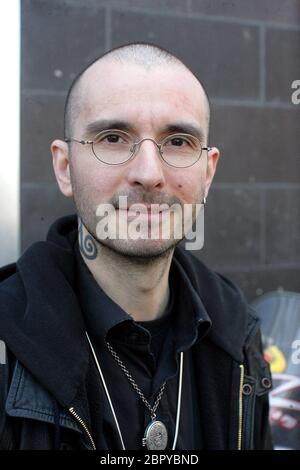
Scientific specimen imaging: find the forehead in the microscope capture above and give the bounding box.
[76,60,208,133]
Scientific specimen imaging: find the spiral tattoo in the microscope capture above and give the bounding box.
[78,218,98,260]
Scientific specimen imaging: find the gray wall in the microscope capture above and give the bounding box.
[21,0,300,301]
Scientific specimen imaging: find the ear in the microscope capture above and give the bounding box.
[204,147,220,198]
[51,139,73,198]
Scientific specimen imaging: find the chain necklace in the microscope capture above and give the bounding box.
[105,340,166,419]
[105,339,168,449]
[85,331,184,450]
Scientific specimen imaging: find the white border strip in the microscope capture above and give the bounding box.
[0,0,20,266]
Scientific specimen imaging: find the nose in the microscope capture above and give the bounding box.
[126,138,166,191]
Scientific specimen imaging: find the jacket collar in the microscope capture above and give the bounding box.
[173,246,249,363]
[16,232,89,408]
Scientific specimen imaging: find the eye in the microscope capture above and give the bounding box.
[170,137,186,147]
[101,133,123,144]
[105,134,122,143]
[95,131,130,144]
[165,135,192,147]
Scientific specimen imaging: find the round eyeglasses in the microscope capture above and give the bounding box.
[65,129,211,168]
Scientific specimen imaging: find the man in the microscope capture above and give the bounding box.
[0,42,272,450]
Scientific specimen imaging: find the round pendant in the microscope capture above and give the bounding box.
[143,420,168,450]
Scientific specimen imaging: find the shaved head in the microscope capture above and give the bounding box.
[64,42,210,140]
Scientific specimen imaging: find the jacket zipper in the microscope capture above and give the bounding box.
[69,407,96,450]
[237,364,245,450]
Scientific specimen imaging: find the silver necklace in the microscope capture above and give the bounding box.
[85,331,184,450]
[105,339,168,449]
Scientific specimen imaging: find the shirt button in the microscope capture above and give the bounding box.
[128,333,140,342]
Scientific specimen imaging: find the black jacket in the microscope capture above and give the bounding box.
[0,214,273,450]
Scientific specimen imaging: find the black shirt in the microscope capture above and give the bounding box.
[74,240,211,450]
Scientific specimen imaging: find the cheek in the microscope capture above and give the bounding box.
[90,171,117,196]
[72,160,123,201]
[173,170,205,204]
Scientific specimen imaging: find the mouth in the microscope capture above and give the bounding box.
[117,204,169,215]
[116,205,171,222]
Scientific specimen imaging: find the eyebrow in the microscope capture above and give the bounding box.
[84,119,206,142]
[164,123,205,142]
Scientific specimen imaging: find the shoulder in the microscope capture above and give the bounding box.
[0,262,26,318]
[0,262,27,378]
[0,344,16,449]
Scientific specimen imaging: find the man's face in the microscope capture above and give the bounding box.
[67,60,218,258]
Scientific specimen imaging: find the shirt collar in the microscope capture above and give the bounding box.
[74,239,211,351]
[74,239,132,341]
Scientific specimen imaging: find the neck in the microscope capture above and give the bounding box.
[78,223,174,322]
